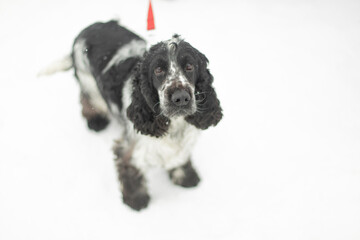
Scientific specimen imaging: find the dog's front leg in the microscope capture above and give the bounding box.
[113,141,150,211]
[168,160,200,188]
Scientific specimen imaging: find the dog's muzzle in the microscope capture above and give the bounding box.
[162,83,196,117]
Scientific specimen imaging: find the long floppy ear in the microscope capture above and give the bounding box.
[127,61,170,137]
[185,52,223,129]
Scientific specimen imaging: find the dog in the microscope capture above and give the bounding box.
[44,20,222,210]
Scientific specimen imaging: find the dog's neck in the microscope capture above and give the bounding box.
[166,116,197,140]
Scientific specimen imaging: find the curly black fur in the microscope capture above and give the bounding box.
[127,44,171,137]
[126,86,170,137]
[185,49,223,129]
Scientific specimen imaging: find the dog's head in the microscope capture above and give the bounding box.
[127,35,222,137]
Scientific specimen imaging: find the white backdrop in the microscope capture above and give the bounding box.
[0,0,359,239]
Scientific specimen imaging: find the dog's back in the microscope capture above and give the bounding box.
[72,21,146,130]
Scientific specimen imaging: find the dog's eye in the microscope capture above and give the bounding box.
[154,67,164,76]
[185,63,194,72]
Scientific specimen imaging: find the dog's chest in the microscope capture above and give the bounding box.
[132,117,200,170]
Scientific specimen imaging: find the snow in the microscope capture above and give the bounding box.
[1,0,360,239]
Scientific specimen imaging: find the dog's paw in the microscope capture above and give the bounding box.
[177,169,200,188]
[169,163,201,188]
[87,115,109,132]
[123,192,150,211]
[181,171,200,188]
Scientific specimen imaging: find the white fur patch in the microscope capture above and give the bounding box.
[168,60,188,85]
[168,35,183,46]
[163,36,195,91]
[73,39,108,114]
[129,117,200,171]
[109,102,120,116]
[126,117,200,171]
[102,39,146,74]
[121,77,136,138]
[171,167,186,183]
[121,77,133,117]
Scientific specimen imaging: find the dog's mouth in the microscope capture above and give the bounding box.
[164,106,196,118]
[161,96,197,118]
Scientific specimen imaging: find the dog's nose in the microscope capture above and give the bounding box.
[171,90,191,106]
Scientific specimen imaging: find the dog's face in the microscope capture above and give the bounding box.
[146,35,199,118]
[128,35,222,137]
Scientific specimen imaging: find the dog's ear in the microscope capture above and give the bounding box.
[127,61,170,137]
[185,51,223,129]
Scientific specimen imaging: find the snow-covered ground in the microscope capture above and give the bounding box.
[1,0,360,239]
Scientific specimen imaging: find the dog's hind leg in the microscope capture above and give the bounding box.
[80,92,109,132]
[73,39,110,132]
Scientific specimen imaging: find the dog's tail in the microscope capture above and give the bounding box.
[37,54,73,77]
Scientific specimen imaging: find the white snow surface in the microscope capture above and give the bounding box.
[1,0,360,239]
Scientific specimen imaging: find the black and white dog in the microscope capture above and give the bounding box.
[46,20,222,210]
